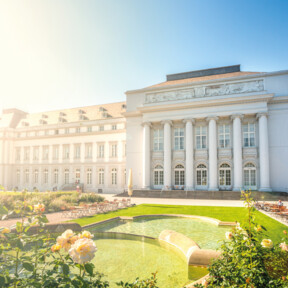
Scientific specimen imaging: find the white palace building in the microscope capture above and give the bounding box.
[1,65,288,193]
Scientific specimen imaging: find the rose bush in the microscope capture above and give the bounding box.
[0,199,158,288]
[194,191,288,288]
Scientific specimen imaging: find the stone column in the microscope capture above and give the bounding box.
[142,122,151,189]
[207,116,219,191]
[183,119,195,190]
[231,114,243,191]
[257,112,272,192]
[162,120,172,190]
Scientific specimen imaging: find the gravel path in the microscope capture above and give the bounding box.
[0,211,74,228]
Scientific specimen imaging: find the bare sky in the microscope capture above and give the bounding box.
[0,0,288,113]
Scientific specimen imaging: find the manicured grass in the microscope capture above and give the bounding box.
[71,204,288,243]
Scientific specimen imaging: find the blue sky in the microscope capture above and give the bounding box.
[0,0,288,113]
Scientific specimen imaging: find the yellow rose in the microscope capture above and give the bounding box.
[225,231,233,240]
[69,238,97,264]
[261,239,273,249]
[34,203,45,213]
[254,226,262,232]
[79,231,94,239]
[57,229,79,251]
[1,227,10,234]
[280,242,288,251]
[51,244,61,252]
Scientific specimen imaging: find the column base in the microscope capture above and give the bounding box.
[233,187,242,192]
[208,187,219,191]
[259,187,272,192]
[185,186,194,191]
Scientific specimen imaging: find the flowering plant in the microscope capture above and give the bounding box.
[194,191,288,288]
[0,196,158,288]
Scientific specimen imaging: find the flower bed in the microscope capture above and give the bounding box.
[0,191,105,213]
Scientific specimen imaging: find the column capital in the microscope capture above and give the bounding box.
[256,112,269,119]
[183,118,195,124]
[141,121,152,127]
[230,113,244,121]
[161,120,173,126]
[206,116,219,122]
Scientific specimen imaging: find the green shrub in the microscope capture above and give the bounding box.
[78,193,104,204]
[195,191,288,288]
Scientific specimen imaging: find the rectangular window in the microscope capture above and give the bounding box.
[174,128,184,150]
[153,129,164,151]
[112,125,117,130]
[43,146,49,160]
[53,146,59,160]
[44,169,48,184]
[87,126,92,132]
[111,144,117,157]
[24,169,29,183]
[33,147,39,161]
[98,169,104,185]
[98,144,104,158]
[54,169,58,184]
[87,168,92,185]
[196,126,207,149]
[76,127,81,133]
[16,169,20,184]
[34,170,39,183]
[75,169,80,183]
[74,145,81,159]
[24,147,30,161]
[112,169,117,185]
[85,144,92,159]
[218,124,230,148]
[99,126,104,131]
[243,123,256,147]
[63,145,70,159]
[16,148,21,161]
[64,169,69,184]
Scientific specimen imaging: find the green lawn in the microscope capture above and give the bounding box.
[71,204,287,243]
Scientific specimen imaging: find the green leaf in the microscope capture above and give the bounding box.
[62,263,69,275]
[0,276,5,286]
[84,263,94,276]
[23,262,34,272]
[0,205,8,215]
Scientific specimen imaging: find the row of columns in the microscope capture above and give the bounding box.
[142,113,271,192]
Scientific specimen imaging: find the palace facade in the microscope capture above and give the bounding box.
[125,65,288,193]
[1,65,288,193]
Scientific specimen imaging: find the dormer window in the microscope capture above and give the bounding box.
[22,121,29,127]
[59,112,66,117]
[121,104,126,110]
[58,117,66,123]
[42,114,48,119]
[79,115,88,121]
[101,112,110,118]
[78,109,85,114]
[39,119,47,125]
[99,107,106,112]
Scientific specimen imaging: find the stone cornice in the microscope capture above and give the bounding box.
[125,70,288,95]
[137,93,274,114]
[269,95,288,104]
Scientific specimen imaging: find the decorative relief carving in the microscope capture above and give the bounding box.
[145,80,264,104]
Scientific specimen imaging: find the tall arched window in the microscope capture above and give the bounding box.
[34,169,39,184]
[196,164,207,186]
[44,169,48,184]
[112,168,117,185]
[54,169,58,184]
[86,168,92,185]
[244,163,256,188]
[64,169,69,184]
[75,169,80,183]
[174,164,185,186]
[154,165,163,187]
[98,168,104,185]
[219,163,231,187]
